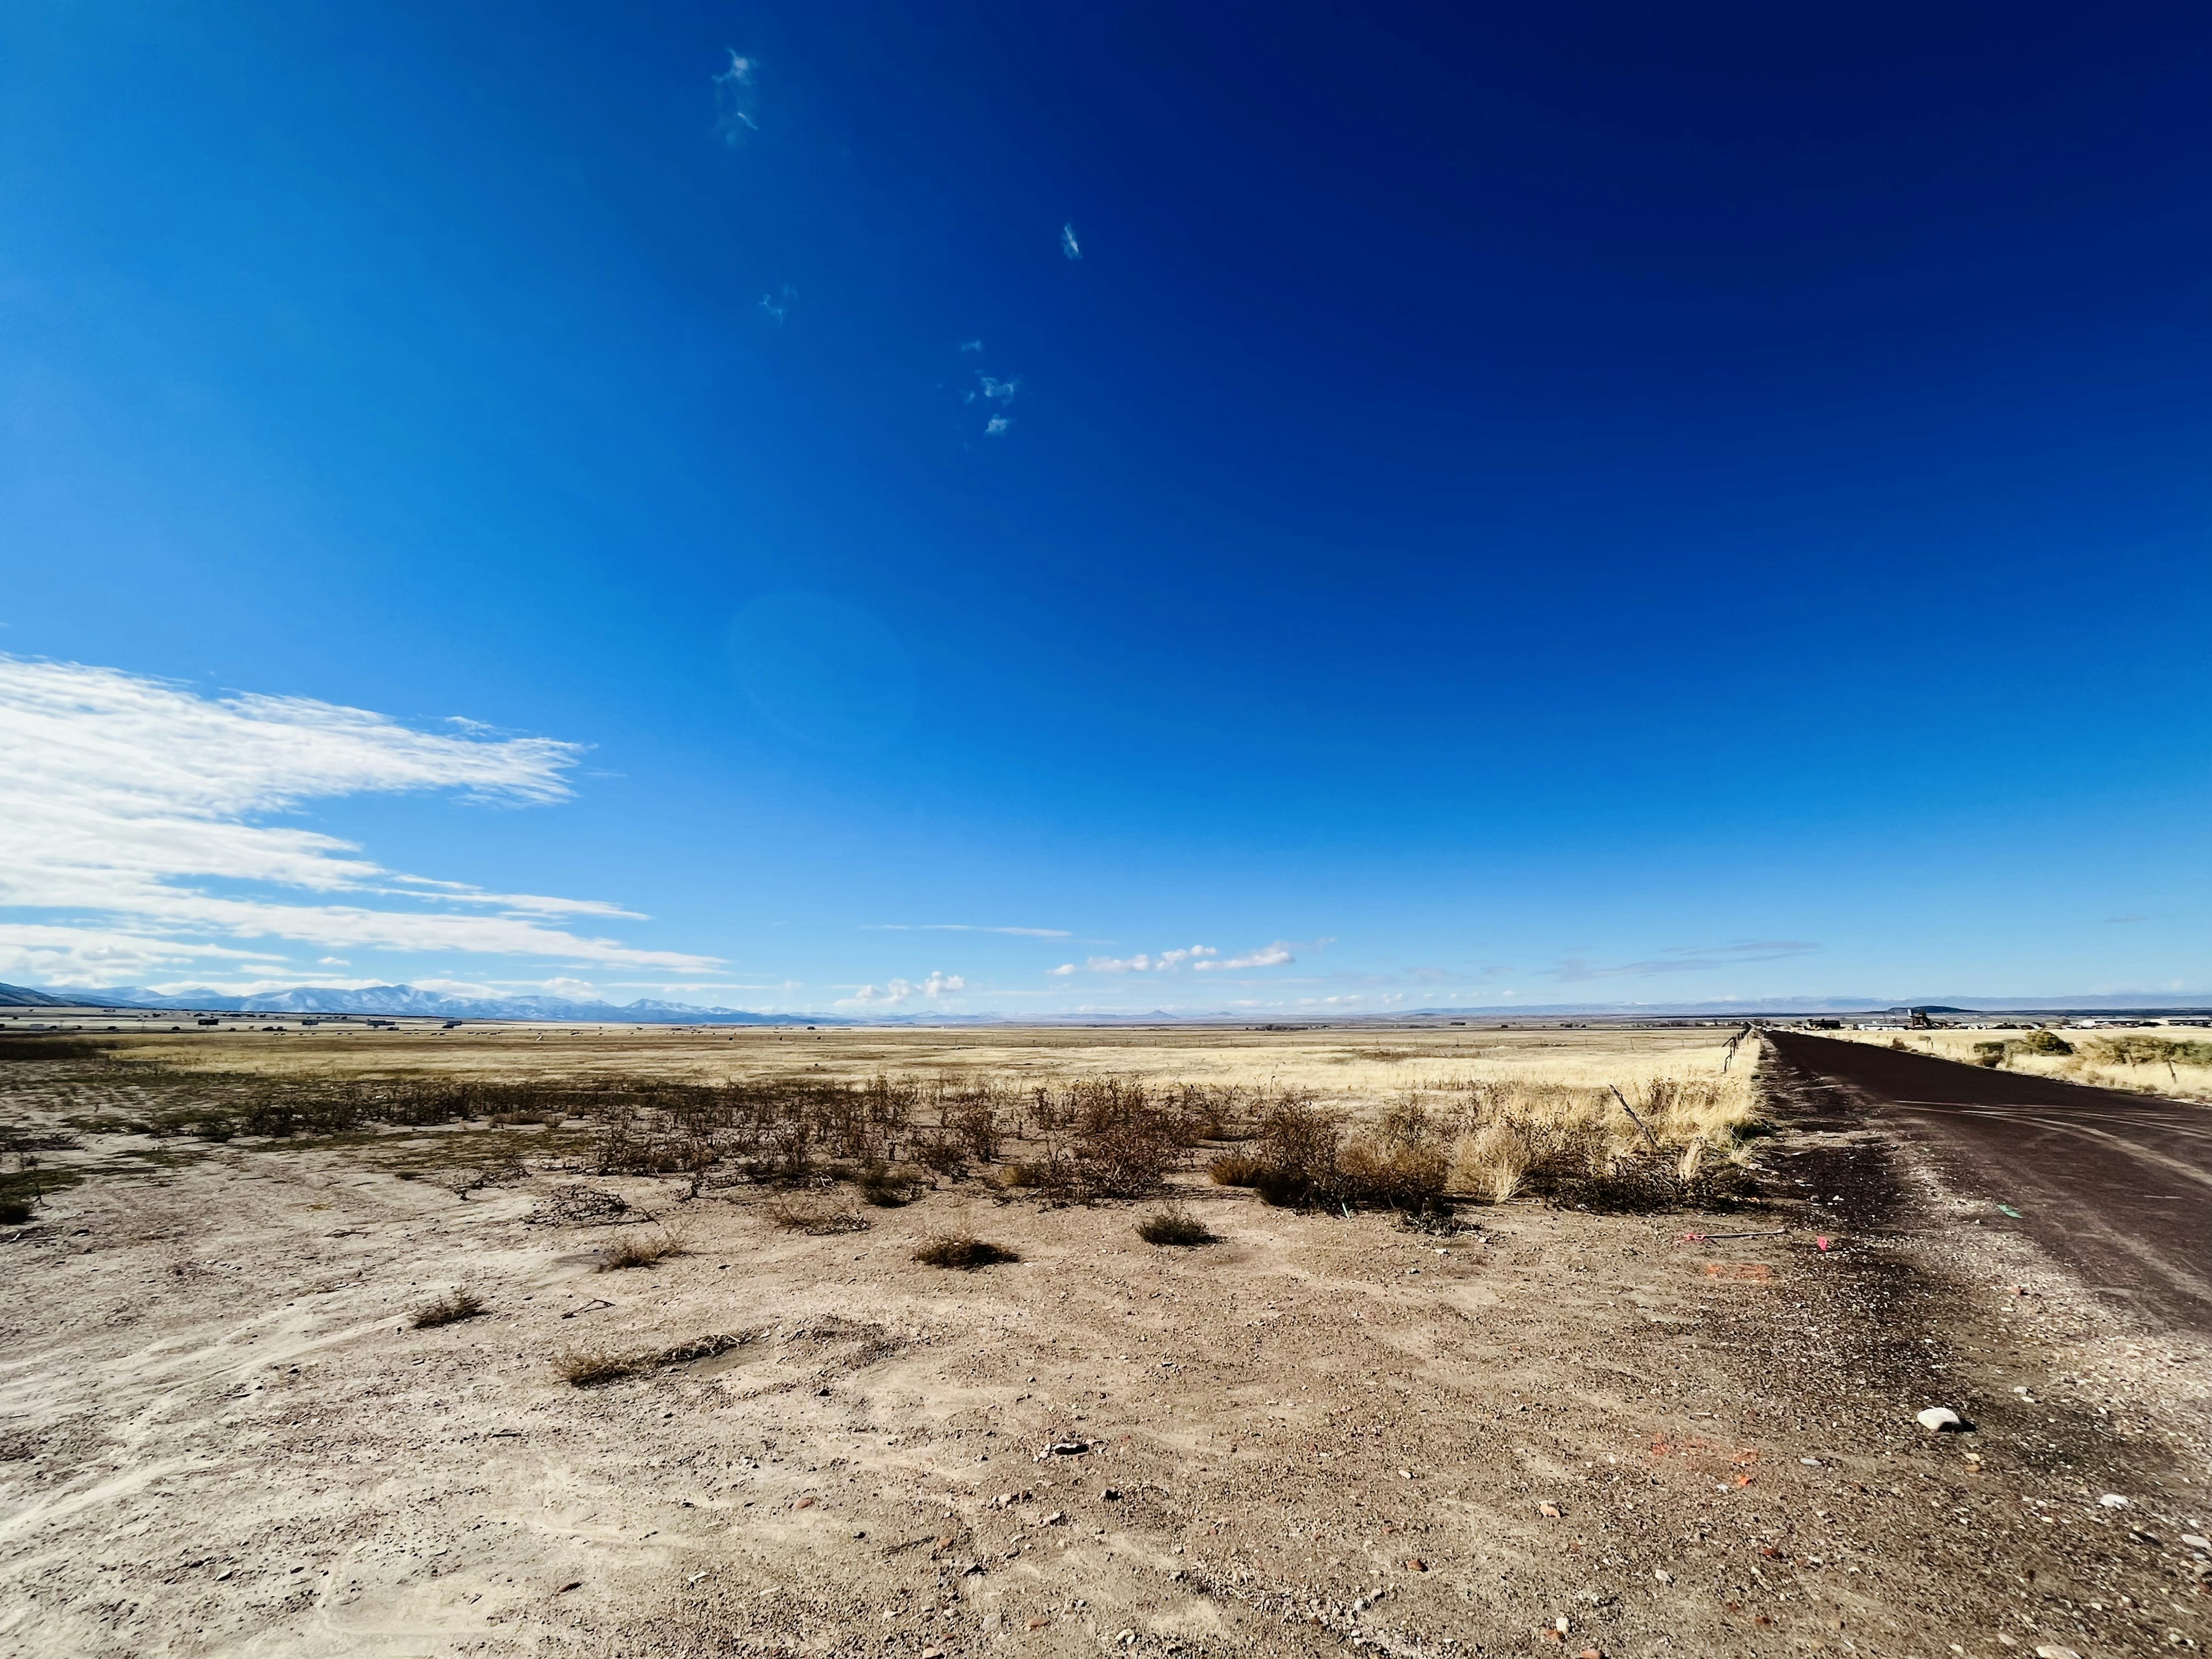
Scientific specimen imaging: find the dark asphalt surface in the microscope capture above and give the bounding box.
[1765,1030,2212,1338]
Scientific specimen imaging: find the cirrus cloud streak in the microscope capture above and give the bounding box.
[0,658,716,985]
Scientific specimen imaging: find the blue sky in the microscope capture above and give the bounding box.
[2,2,2208,1014]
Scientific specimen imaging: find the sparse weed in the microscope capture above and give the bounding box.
[913,1233,1018,1269]
[411,1287,486,1328]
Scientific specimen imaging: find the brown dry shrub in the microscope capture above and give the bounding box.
[1249,1099,1342,1208]
[914,1233,1018,1269]
[1335,1138,1450,1212]
[1135,1203,1216,1246]
[851,1162,914,1207]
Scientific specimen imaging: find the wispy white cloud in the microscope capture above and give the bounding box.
[759,285,795,325]
[0,921,283,988]
[1046,963,1076,977]
[1074,941,1294,975]
[0,657,717,986]
[1060,223,1082,260]
[1084,945,1212,974]
[713,51,759,146]
[836,970,966,1008]
[1192,942,1293,972]
[959,339,983,353]
[1085,953,1153,974]
[960,368,1021,438]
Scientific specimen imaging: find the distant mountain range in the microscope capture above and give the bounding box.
[6,981,2205,1025]
[6,982,842,1025]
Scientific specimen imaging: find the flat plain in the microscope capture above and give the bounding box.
[1,1024,2207,1658]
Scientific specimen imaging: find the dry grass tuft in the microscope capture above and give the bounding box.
[599,1224,687,1271]
[555,1348,638,1386]
[913,1233,1018,1270]
[554,1331,747,1387]
[411,1287,486,1328]
[1135,1203,1217,1247]
[1207,1150,1263,1187]
[1453,1120,1533,1203]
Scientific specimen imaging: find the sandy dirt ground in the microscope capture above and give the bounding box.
[2,1029,2210,1659]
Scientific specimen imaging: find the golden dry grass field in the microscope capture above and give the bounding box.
[1,1025,2206,1659]
[113,1019,1740,1095]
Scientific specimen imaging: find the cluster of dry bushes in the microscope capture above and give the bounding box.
[8,1036,1767,1219]
[1207,1073,1760,1213]
[558,1065,1762,1215]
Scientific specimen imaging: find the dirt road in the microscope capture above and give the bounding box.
[1765,1031,2212,1337]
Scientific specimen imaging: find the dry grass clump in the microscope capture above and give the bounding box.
[2089,1034,2212,1067]
[1135,1203,1217,1246]
[1441,1071,1761,1210]
[598,1224,687,1271]
[1456,1120,1534,1203]
[913,1233,1018,1270]
[411,1287,486,1328]
[553,1331,745,1387]
[763,1198,870,1235]
[1207,1149,1263,1186]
